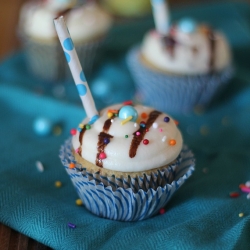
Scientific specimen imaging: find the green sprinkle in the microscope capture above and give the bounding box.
[125,135,128,138]
[85,124,91,130]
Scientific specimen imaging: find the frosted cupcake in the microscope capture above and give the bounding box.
[126,0,233,114]
[60,102,195,221]
[55,17,195,221]
[18,0,112,81]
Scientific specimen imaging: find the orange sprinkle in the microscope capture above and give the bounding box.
[141,112,148,119]
[169,139,176,146]
[69,163,75,169]
[174,120,179,125]
[108,109,118,114]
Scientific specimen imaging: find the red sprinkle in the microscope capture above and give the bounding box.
[123,100,133,105]
[99,152,107,160]
[143,139,149,145]
[239,184,250,193]
[229,192,240,198]
[159,208,165,214]
[69,163,75,169]
[70,129,77,135]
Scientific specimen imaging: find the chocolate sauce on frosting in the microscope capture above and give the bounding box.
[129,110,161,158]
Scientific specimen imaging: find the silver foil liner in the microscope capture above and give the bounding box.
[59,138,195,221]
[126,46,234,114]
[21,35,103,81]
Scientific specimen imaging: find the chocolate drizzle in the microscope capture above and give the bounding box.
[129,110,162,158]
[78,127,87,156]
[162,35,177,57]
[205,28,216,73]
[96,118,114,167]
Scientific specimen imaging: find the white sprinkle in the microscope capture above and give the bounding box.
[134,123,138,127]
[247,193,250,199]
[162,136,167,142]
[36,161,44,172]
[153,122,158,128]
[245,181,250,187]
[111,119,114,123]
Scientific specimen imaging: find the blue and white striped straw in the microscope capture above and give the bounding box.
[54,16,99,124]
[151,0,170,36]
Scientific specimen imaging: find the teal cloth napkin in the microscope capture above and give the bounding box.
[1,2,250,250]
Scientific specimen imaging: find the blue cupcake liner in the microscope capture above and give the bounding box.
[59,138,195,221]
[126,46,234,114]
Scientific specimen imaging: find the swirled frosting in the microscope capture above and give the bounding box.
[141,23,231,75]
[19,2,112,43]
[72,103,183,172]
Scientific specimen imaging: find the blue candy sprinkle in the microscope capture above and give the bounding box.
[76,84,87,96]
[63,37,74,51]
[119,105,138,122]
[33,117,52,136]
[80,71,86,82]
[64,52,70,63]
[178,18,197,33]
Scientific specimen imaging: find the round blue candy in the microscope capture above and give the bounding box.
[178,18,197,33]
[118,106,138,122]
[33,117,52,136]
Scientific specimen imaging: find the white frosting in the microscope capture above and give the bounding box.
[19,2,112,43]
[72,104,183,172]
[141,27,231,75]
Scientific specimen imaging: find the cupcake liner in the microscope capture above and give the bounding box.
[20,35,103,81]
[59,138,195,221]
[126,46,234,114]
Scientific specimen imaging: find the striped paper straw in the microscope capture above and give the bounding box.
[54,16,99,124]
[151,0,170,36]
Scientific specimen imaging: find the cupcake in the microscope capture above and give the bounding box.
[18,0,112,81]
[98,0,153,51]
[126,0,233,114]
[59,102,195,221]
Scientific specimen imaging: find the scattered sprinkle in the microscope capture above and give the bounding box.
[78,123,84,129]
[229,192,240,198]
[245,181,250,187]
[55,181,62,188]
[111,119,114,123]
[140,122,146,128]
[136,132,141,136]
[36,161,44,172]
[153,122,158,128]
[159,208,166,214]
[141,113,148,119]
[159,128,163,132]
[164,117,170,122]
[107,112,113,118]
[108,109,118,114]
[99,152,107,160]
[247,193,250,199]
[69,163,75,169]
[70,128,77,135]
[162,136,167,142]
[125,135,128,138]
[68,222,76,229]
[77,128,82,132]
[121,116,133,125]
[123,100,133,105]
[76,199,83,206]
[143,139,149,145]
[146,128,149,132]
[134,123,138,127]
[169,139,176,146]
[53,126,62,136]
[75,148,79,154]
[104,138,110,144]
[174,120,179,125]
[85,124,91,130]
[239,184,250,193]
[239,213,244,217]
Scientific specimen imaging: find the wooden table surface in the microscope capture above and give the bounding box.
[0,0,248,249]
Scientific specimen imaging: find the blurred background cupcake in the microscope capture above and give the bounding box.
[98,0,154,52]
[126,0,234,115]
[18,0,113,82]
